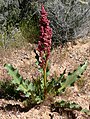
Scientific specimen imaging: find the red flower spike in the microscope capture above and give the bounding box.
[38,5,52,68]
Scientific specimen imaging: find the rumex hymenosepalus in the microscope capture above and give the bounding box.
[4,4,88,110]
[37,4,52,98]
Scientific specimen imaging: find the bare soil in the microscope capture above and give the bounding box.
[0,37,90,119]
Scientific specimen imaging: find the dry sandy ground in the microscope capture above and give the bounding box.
[0,37,90,119]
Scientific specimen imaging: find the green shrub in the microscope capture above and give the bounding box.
[0,0,39,48]
[20,18,39,43]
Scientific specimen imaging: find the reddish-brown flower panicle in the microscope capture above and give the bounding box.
[38,5,52,68]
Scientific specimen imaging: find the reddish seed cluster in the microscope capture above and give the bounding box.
[38,5,52,68]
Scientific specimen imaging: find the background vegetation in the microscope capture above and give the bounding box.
[0,0,90,48]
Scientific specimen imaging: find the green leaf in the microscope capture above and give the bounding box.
[25,92,31,97]
[69,102,81,109]
[4,64,32,97]
[38,68,43,73]
[47,78,55,91]
[35,96,43,104]
[58,61,88,93]
[59,100,66,107]
[28,82,35,91]
[81,109,90,115]
[17,84,28,93]
[5,64,23,85]
[54,100,82,110]
[35,61,39,66]
[47,69,66,94]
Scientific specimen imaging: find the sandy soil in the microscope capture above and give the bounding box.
[0,37,90,119]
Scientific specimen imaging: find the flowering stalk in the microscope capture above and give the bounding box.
[37,5,52,98]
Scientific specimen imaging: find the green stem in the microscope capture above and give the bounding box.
[43,61,48,99]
